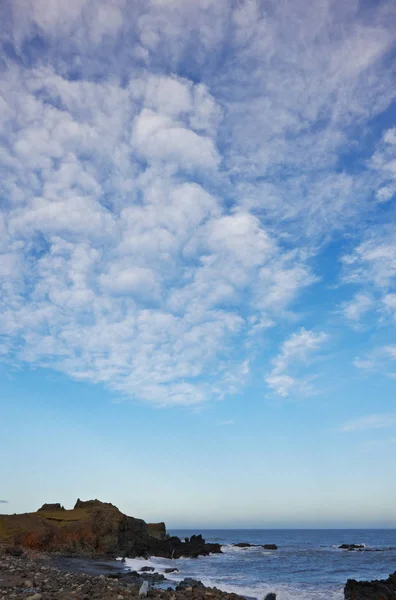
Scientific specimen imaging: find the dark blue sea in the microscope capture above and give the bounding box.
[124,529,396,600]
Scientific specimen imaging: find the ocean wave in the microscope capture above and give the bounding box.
[186,578,344,600]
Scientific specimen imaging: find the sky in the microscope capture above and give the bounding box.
[0,0,396,528]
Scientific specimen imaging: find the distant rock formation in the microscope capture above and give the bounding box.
[232,542,278,550]
[344,572,396,599]
[0,499,222,560]
[37,503,65,512]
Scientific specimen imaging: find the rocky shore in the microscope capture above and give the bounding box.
[0,550,242,600]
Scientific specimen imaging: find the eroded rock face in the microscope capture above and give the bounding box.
[344,572,396,599]
[147,522,167,540]
[0,499,222,560]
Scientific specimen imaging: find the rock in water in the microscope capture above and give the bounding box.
[263,544,278,550]
[176,578,205,591]
[339,543,365,550]
[264,594,277,600]
[139,581,149,596]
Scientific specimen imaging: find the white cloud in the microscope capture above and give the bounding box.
[131,109,220,170]
[341,225,396,332]
[341,414,396,432]
[341,292,373,322]
[0,0,395,406]
[265,329,328,397]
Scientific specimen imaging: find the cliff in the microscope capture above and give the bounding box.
[0,499,221,559]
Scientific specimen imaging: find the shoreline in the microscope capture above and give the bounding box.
[0,549,244,600]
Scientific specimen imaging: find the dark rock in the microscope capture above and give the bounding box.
[176,578,206,591]
[263,544,278,550]
[233,543,257,548]
[5,546,24,557]
[344,571,396,599]
[140,566,155,572]
[339,544,365,550]
[264,594,277,600]
[164,568,179,573]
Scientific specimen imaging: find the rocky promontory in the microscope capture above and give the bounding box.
[0,499,221,559]
[344,572,396,599]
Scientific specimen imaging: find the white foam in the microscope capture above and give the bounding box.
[123,556,171,574]
[189,578,343,600]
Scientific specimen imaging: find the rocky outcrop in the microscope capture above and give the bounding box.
[339,544,365,551]
[147,522,167,539]
[344,572,396,599]
[0,499,221,560]
[263,544,278,550]
[38,503,65,512]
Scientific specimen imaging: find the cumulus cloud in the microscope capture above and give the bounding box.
[0,0,395,406]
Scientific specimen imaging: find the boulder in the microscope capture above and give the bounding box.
[344,572,396,599]
[176,578,206,591]
[339,544,365,551]
[264,594,277,600]
[5,546,24,557]
[140,566,155,572]
[263,544,278,550]
[165,568,179,573]
[139,581,149,596]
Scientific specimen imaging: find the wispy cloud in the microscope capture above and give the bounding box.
[341,414,396,432]
[265,329,328,397]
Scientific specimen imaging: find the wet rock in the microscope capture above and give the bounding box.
[164,568,179,574]
[5,546,24,557]
[176,578,205,591]
[262,545,278,550]
[339,544,365,551]
[141,567,155,572]
[344,571,396,599]
[264,594,276,600]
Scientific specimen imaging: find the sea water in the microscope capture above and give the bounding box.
[124,529,396,600]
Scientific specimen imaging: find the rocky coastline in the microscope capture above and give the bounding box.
[0,500,221,560]
[0,549,243,600]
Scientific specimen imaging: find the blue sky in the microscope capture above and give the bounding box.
[0,0,396,528]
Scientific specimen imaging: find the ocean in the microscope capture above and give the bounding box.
[124,529,396,600]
